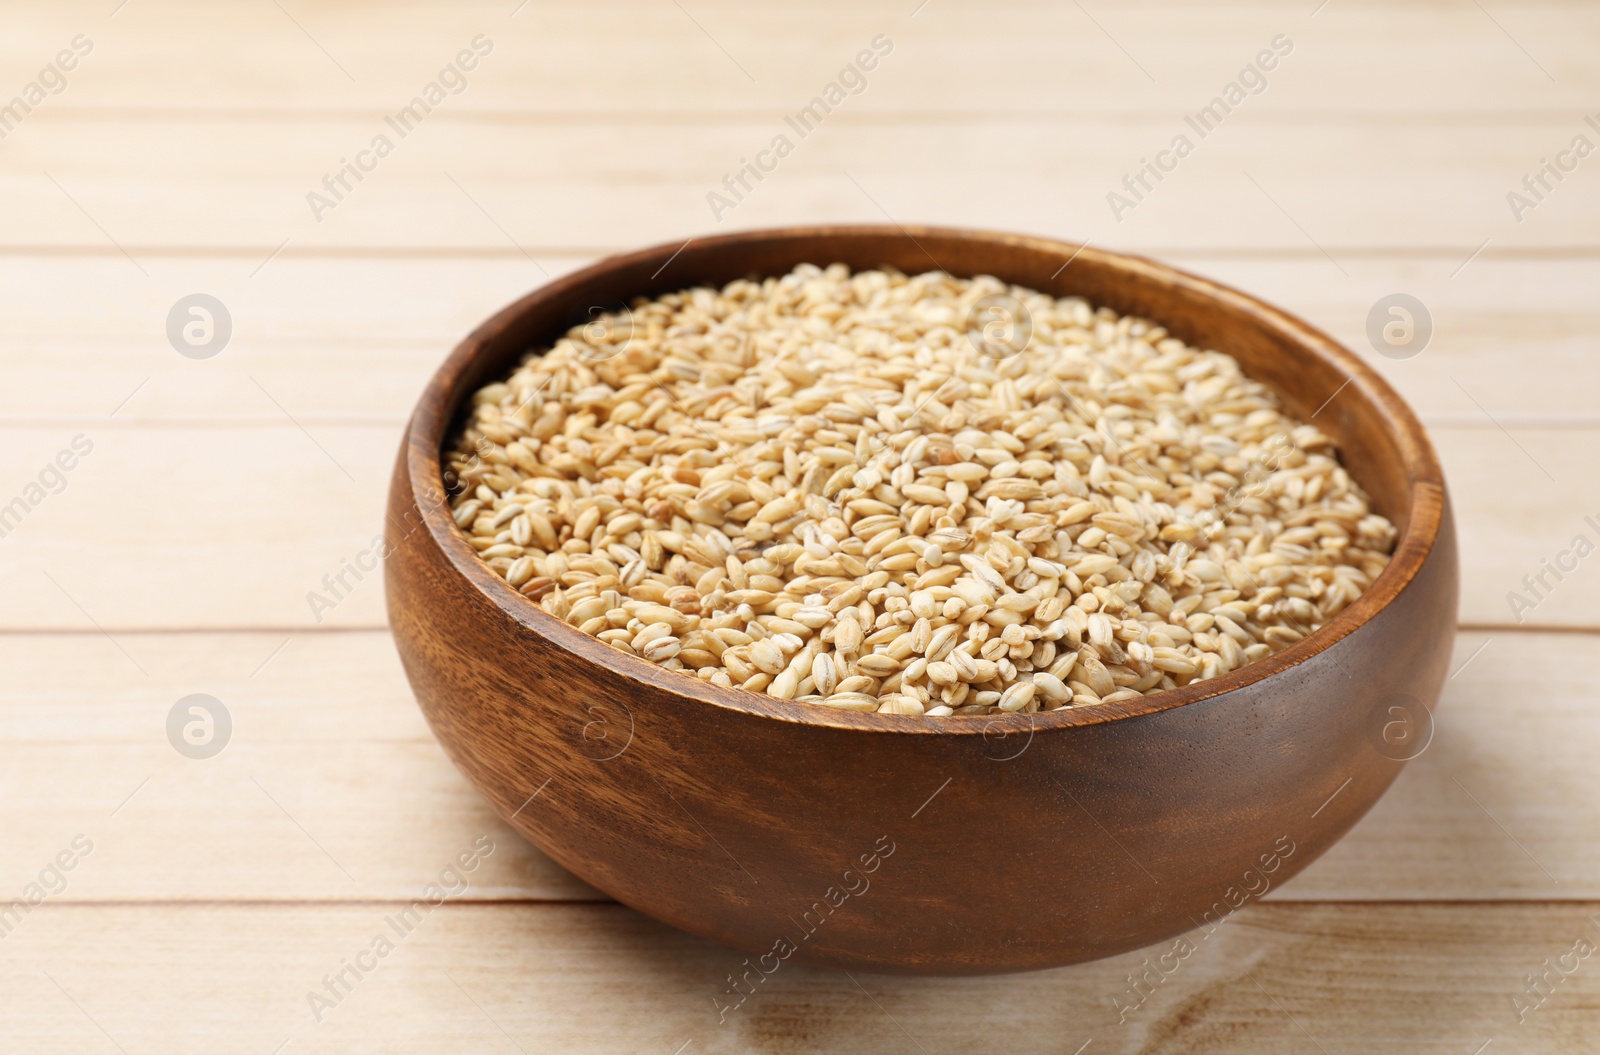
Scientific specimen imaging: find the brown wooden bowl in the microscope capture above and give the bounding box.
[386,226,1456,975]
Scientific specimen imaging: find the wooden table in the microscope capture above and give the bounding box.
[3,1,1597,1050]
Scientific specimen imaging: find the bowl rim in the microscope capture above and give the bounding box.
[399,224,1446,735]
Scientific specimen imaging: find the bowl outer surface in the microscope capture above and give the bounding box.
[385,227,1458,974]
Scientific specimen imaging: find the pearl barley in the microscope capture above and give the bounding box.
[446,264,1395,717]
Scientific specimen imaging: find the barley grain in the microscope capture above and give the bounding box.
[447,263,1395,718]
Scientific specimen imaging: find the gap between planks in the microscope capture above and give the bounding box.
[3,245,1600,261]
[22,107,1600,125]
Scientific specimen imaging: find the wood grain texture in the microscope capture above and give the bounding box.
[0,631,600,903]
[1,115,1590,252]
[1,254,1595,427]
[0,629,1592,902]
[0,629,1591,903]
[10,426,1584,631]
[385,227,1457,972]
[1,902,1596,1054]
[5,0,1599,114]
[1,0,1595,1042]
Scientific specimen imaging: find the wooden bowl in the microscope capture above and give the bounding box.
[386,226,1456,974]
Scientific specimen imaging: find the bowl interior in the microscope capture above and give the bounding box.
[409,225,1444,729]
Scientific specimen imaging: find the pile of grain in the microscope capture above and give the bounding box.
[445,263,1395,716]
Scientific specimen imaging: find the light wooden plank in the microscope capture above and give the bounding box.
[0,254,591,427]
[1283,630,1586,898]
[1,901,1597,1053]
[1444,429,1600,629]
[1,423,1593,629]
[1171,254,1600,429]
[0,112,1591,253]
[1,1,1590,1042]
[0,629,599,903]
[4,0,1598,115]
[0,629,1594,902]
[0,253,1595,427]
[0,424,394,631]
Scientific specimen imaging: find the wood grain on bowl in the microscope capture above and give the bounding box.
[385,226,1457,974]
